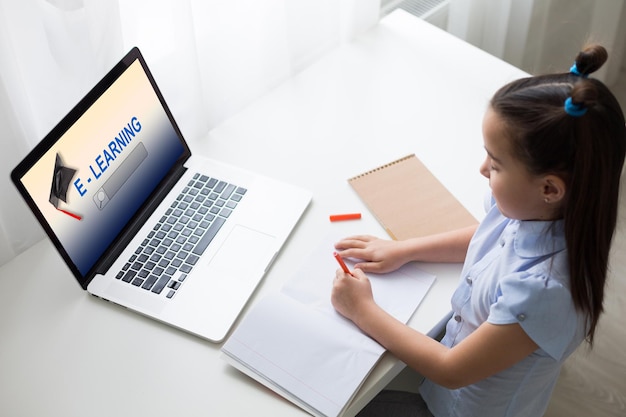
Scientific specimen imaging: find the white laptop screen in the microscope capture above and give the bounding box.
[14,53,187,283]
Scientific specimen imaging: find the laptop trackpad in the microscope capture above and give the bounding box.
[208,225,276,283]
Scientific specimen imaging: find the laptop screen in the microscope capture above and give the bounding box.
[12,49,188,285]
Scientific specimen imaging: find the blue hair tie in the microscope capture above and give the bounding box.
[570,62,588,78]
[564,97,587,117]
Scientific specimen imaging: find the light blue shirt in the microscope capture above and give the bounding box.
[420,196,587,417]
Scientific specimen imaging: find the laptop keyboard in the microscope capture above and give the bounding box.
[115,173,247,299]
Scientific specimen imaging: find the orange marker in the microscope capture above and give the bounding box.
[333,252,354,276]
[329,213,361,222]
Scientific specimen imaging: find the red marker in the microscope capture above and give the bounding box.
[56,208,82,221]
[329,213,361,222]
[333,252,354,277]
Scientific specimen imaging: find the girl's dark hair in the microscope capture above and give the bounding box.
[490,44,626,345]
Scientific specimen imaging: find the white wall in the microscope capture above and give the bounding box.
[446,0,626,86]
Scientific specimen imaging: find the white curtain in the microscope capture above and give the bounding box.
[0,0,381,266]
[447,0,626,85]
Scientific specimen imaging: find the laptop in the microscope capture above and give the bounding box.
[11,47,311,343]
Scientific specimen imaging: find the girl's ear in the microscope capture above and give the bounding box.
[541,175,566,204]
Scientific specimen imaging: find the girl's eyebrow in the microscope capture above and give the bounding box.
[484,147,503,164]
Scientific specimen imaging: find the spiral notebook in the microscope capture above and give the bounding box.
[348,154,477,240]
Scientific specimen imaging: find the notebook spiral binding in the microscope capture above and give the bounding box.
[348,154,415,181]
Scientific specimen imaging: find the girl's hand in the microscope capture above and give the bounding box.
[331,268,375,323]
[334,235,409,273]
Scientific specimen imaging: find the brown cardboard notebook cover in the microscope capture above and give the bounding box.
[348,154,477,240]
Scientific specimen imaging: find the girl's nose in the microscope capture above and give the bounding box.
[479,157,490,179]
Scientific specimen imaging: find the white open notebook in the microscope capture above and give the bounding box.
[221,236,435,417]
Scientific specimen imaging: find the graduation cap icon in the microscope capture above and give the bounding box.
[49,153,82,220]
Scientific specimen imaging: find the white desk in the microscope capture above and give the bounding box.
[0,10,526,417]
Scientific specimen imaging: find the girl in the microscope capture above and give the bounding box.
[331,44,626,417]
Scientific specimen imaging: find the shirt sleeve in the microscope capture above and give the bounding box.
[487,271,580,360]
